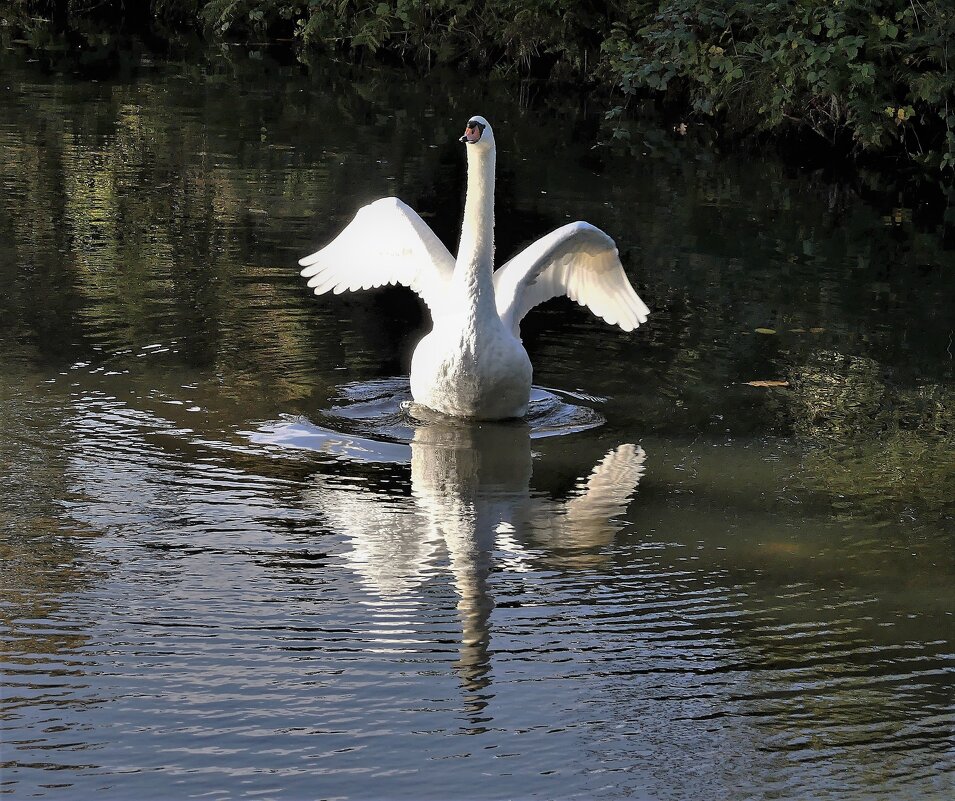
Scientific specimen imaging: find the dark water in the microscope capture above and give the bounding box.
[1,49,953,800]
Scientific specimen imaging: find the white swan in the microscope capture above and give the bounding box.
[299,115,650,420]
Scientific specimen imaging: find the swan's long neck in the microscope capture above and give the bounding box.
[454,144,496,314]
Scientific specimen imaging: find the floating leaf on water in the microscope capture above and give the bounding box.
[744,380,790,388]
[755,327,777,335]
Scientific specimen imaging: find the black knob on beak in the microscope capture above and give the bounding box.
[460,120,485,144]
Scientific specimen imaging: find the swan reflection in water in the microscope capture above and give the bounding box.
[297,414,645,703]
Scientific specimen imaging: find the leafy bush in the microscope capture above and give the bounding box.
[189,0,609,74]
[602,0,955,172]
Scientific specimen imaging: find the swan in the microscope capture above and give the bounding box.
[299,115,650,420]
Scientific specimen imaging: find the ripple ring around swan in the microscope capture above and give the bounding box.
[249,378,605,462]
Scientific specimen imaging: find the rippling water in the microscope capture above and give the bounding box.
[1,48,953,800]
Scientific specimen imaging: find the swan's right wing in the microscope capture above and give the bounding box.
[299,197,455,314]
[493,221,649,336]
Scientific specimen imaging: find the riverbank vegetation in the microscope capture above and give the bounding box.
[2,1,953,180]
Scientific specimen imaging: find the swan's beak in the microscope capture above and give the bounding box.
[460,120,485,144]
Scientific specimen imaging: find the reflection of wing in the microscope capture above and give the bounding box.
[492,222,650,335]
[299,197,455,314]
[304,476,440,596]
[565,443,647,525]
[529,444,646,557]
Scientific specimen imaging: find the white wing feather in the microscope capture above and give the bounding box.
[493,221,650,335]
[299,197,455,313]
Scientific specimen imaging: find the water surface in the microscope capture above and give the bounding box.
[1,50,953,800]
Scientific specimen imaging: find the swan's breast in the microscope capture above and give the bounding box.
[410,319,532,419]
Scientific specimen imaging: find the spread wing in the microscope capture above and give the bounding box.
[299,197,455,314]
[493,221,650,336]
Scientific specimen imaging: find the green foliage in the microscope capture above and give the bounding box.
[602,0,955,172]
[186,0,609,74]
[1,0,952,175]
[0,1,615,72]
[288,0,612,75]
[199,0,299,39]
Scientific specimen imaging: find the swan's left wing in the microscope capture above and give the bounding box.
[299,197,455,314]
[493,221,649,336]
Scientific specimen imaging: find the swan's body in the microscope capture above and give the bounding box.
[299,116,649,420]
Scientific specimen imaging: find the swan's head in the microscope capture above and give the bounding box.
[460,116,494,151]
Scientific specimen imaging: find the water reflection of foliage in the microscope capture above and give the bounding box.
[2,63,329,400]
[788,351,954,518]
[0,54,596,401]
[0,351,97,661]
[2,53,952,524]
[609,145,953,523]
